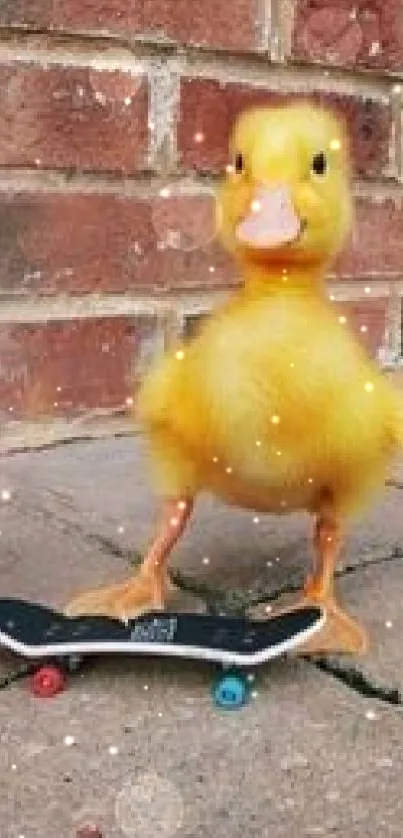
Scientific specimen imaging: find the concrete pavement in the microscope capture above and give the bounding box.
[1,435,403,837]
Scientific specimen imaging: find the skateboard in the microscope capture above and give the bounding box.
[0,598,325,709]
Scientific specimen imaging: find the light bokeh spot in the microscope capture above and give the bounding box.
[115,772,184,837]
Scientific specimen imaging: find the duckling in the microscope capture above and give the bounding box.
[66,102,403,655]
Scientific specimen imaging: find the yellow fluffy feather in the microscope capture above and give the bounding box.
[137,102,403,523]
[64,101,403,640]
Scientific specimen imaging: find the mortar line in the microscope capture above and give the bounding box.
[0,274,400,324]
[0,27,400,97]
[0,167,400,200]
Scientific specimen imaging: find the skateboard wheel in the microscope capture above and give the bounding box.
[212,671,249,710]
[76,826,103,838]
[30,664,67,698]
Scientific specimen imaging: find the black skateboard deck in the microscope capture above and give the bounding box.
[0,598,325,667]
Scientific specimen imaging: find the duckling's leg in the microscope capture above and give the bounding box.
[65,497,194,619]
[296,510,368,655]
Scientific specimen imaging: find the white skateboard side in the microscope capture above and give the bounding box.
[0,611,325,667]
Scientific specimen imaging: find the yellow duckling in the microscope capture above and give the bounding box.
[67,102,403,654]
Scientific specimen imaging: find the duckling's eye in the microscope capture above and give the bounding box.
[311,152,327,176]
[234,152,245,174]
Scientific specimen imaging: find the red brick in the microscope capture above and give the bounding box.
[0,190,233,295]
[2,190,403,295]
[0,0,140,31]
[335,197,403,278]
[0,0,261,53]
[178,78,391,178]
[0,64,148,174]
[332,299,387,358]
[287,0,403,73]
[0,315,156,420]
[142,0,260,51]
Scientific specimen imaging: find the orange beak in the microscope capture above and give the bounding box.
[236,186,302,249]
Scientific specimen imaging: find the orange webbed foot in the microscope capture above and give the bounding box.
[294,584,368,656]
[64,573,175,621]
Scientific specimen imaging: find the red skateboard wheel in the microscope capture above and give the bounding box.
[30,664,67,698]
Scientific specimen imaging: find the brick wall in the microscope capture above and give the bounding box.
[0,1,402,449]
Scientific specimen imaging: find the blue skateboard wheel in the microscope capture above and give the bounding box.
[212,672,249,710]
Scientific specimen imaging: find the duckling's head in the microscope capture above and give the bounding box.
[217,102,353,271]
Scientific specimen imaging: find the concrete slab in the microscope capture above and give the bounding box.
[1,437,403,836]
[332,559,403,695]
[1,656,403,838]
[1,437,403,608]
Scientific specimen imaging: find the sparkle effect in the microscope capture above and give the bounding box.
[115,773,184,838]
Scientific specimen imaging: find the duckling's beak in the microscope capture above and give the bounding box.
[236,185,301,249]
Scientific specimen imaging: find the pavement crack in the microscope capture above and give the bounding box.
[86,532,135,562]
[12,492,137,565]
[169,547,403,615]
[385,478,403,491]
[340,546,403,577]
[311,657,403,708]
[0,430,132,458]
[0,663,35,691]
[249,548,403,609]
